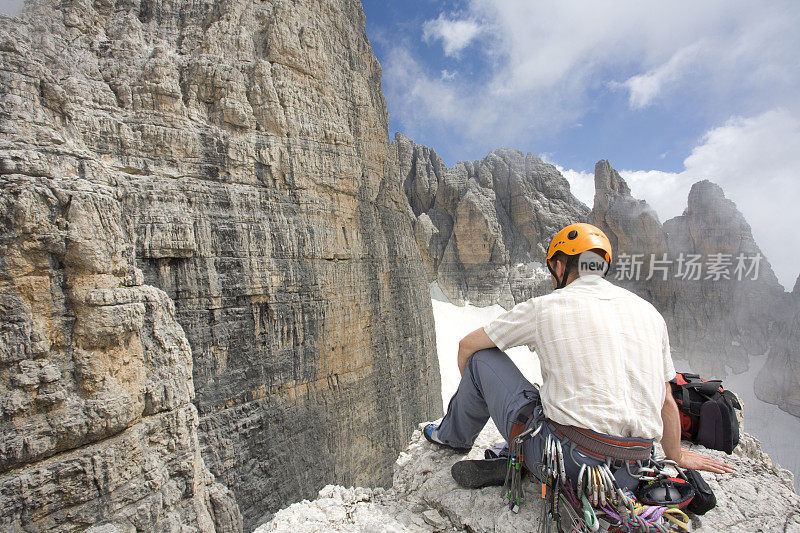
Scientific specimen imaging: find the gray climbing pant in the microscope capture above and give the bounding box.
[435,348,644,490]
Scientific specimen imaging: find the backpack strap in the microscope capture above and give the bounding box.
[671,376,723,415]
[687,380,723,397]
[722,389,742,410]
[680,387,702,416]
[674,373,723,398]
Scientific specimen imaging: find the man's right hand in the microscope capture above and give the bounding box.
[457,328,497,375]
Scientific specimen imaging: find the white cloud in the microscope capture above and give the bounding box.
[385,0,800,152]
[422,14,482,57]
[684,110,799,188]
[541,110,800,289]
[621,45,700,109]
[617,169,693,223]
[383,47,462,127]
[618,109,800,289]
[539,157,594,209]
[560,168,595,209]
[381,3,800,288]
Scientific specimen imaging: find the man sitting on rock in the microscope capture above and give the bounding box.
[424,223,733,492]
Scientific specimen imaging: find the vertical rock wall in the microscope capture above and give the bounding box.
[1,0,440,529]
[0,178,241,530]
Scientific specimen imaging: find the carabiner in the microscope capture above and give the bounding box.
[577,463,587,497]
[556,440,567,485]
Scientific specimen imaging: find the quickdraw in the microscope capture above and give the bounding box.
[503,422,543,514]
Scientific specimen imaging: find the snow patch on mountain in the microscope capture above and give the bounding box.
[430,282,542,413]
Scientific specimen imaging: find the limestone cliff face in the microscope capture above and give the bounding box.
[593,160,667,259]
[0,178,241,531]
[392,134,589,308]
[661,180,785,370]
[592,161,799,413]
[0,0,440,529]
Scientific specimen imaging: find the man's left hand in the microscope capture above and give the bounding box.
[677,448,735,474]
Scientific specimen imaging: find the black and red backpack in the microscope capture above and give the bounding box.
[669,372,742,454]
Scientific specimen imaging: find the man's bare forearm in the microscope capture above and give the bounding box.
[457,328,497,375]
[457,344,472,376]
[660,383,682,462]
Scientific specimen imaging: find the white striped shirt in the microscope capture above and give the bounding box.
[484,275,675,440]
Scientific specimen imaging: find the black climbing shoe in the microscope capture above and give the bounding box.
[423,423,471,453]
[451,458,508,489]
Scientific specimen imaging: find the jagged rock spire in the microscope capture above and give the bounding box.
[393,135,590,308]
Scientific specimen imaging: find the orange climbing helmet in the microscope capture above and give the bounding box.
[546,223,612,263]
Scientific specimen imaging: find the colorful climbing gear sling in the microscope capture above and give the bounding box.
[500,422,699,532]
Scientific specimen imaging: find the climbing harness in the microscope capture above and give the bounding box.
[501,430,695,533]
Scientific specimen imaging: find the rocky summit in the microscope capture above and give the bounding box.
[0,0,440,530]
[396,137,799,420]
[592,161,800,414]
[260,421,800,532]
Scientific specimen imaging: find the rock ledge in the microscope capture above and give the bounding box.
[259,421,800,532]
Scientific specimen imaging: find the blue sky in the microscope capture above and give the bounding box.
[364,0,704,172]
[362,0,800,289]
